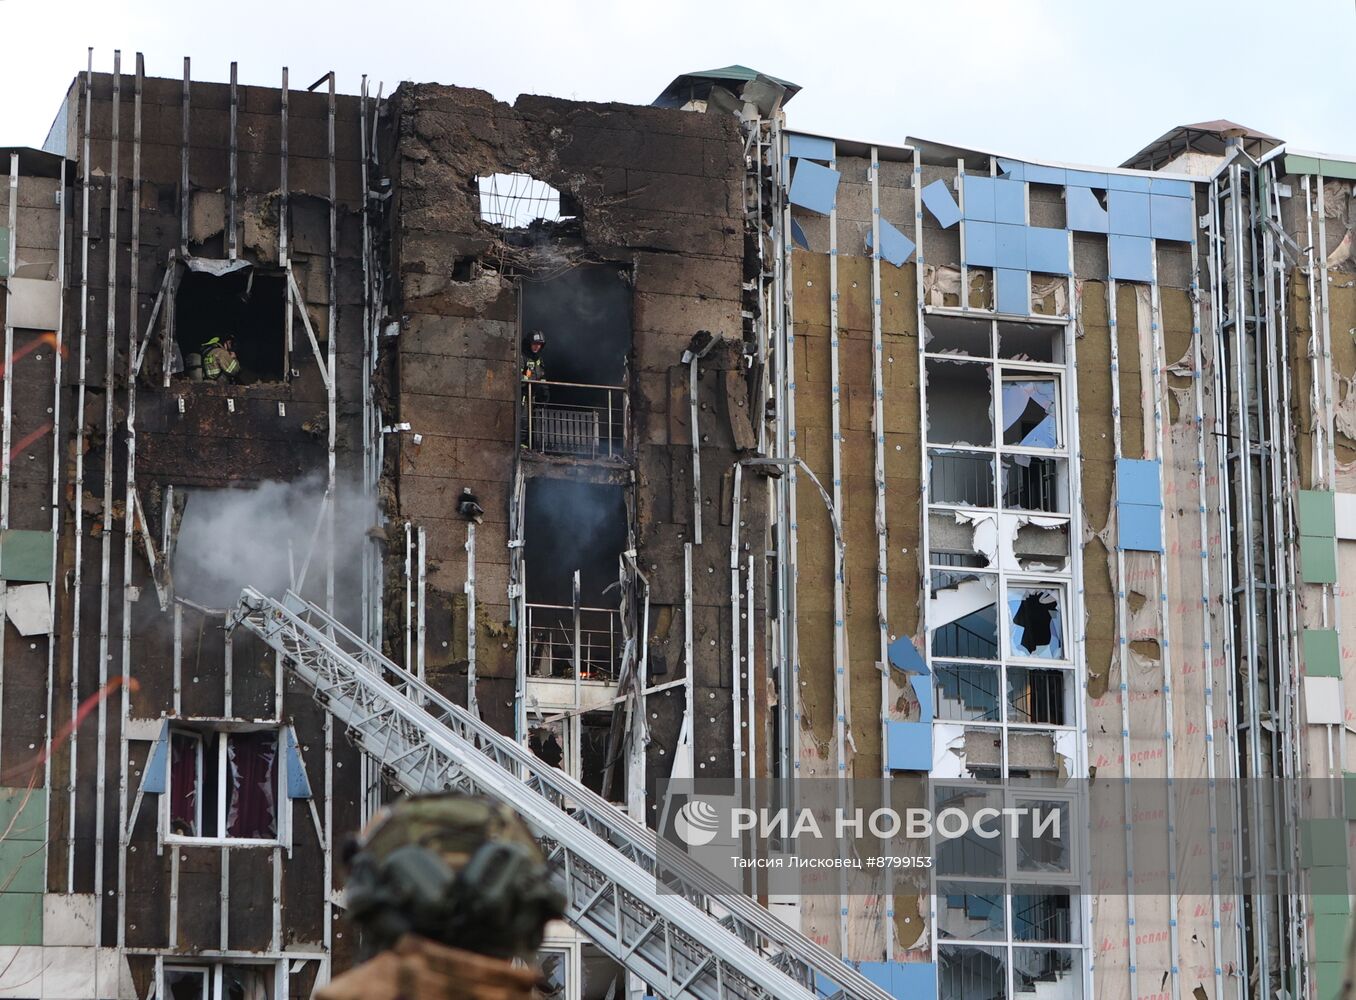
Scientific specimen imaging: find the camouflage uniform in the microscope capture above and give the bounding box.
[318,795,564,1000]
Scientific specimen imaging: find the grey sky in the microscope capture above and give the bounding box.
[2,0,1353,168]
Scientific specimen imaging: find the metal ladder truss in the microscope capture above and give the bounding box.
[230,588,893,1000]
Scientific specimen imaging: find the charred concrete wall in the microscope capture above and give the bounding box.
[5,69,370,989]
[379,83,760,822]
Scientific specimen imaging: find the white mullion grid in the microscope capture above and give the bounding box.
[927,309,1084,993]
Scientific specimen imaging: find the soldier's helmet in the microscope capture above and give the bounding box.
[342,794,565,960]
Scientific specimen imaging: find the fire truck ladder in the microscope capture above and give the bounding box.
[229,589,894,1000]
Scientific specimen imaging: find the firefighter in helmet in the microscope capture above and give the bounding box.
[200,335,241,383]
[318,794,564,1000]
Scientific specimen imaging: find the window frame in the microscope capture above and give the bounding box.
[161,723,287,848]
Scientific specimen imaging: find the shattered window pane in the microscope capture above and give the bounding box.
[581,943,626,1000]
[1011,887,1076,942]
[1006,667,1071,725]
[930,451,995,508]
[165,968,209,1000]
[935,663,1000,722]
[537,950,568,1000]
[1000,378,1058,448]
[939,944,1009,1000]
[222,965,274,1000]
[225,731,278,839]
[998,322,1065,364]
[528,718,568,771]
[477,173,567,229]
[938,882,1007,941]
[170,732,202,837]
[1014,799,1072,873]
[1001,456,1066,513]
[1012,948,1080,998]
[1007,588,1064,659]
[930,570,999,660]
[935,785,1006,878]
[926,359,993,446]
[925,315,992,357]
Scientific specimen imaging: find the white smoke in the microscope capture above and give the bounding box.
[170,473,376,611]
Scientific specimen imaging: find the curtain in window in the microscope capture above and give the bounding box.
[226,732,277,839]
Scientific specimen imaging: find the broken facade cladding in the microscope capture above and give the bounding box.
[0,50,1349,1000]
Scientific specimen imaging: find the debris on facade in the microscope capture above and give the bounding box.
[0,51,1351,1000]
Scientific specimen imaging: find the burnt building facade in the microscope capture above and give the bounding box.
[3,52,1356,1000]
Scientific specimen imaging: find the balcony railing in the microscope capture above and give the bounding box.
[522,380,627,459]
[525,603,622,682]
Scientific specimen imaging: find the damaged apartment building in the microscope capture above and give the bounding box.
[0,50,1354,1000]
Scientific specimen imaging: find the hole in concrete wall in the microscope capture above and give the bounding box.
[925,314,991,356]
[175,266,286,382]
[477,172,569,229]
[926,359,993,446]
[997,322,1065,364]
[1001,456,1067,513]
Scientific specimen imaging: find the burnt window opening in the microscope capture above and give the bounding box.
[521,265,633,457]
[174,265,287,383]
[526,710,624,804]
[524,479,627,681]
[1007,667,1071,726]
[168,727,279,841]
[164,964,277,1000]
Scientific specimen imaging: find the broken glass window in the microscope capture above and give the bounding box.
[1011,887,1076,942]
[169,732,202,837]
[925,315,991,357]
[1001,378,1057,448]
[927,359,994,446]
[997,321,1064,363]
[221,965,273,1000]
[165,968,209,1000]
[935,785,1006,878]
[1014,799,1072,874]
[1012,948,1080,999]
[1006,667,1071,725]
[930,571,999,660]
[939,945,1008,1000]
[226,731,278,839]
[930,451,996,508]
[1001,455,1066,513]
[538,950,568,1000]
[528,719,568,771]
[1007,588,1064,658]
[935,663,1000,722]
[477,173,567,228]
[581,943,626,1000]
[938,882,1007,941]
